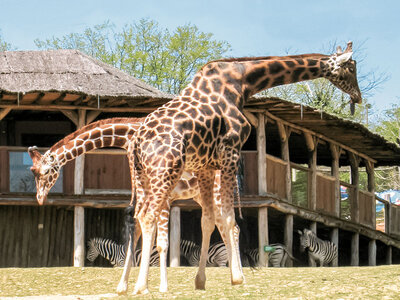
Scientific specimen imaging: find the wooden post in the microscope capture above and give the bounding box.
[308,222,317,267]
[258,207,269,267]
[257,113,269,267]
[257,113,267,196]
[386,246,392,265]
[349,153,360,223]
[284,214,293,267]
[366,161,376,229]
[73,109,86,267]
[169,206,181,267]
[351,233,359,266]
[368,239,376,266]
[330,228,339,267]
[278,122,292,203]
[330,144,341,218]
[384,194,391,235]
[306,134,317,211]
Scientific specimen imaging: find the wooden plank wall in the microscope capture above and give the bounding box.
[359,191,374,228]
[390,205,400,236]
[266,156,287,199]
[84,154,131,190]
[242,152,258,195]
[316,174,335,215]
[0,205,74,267]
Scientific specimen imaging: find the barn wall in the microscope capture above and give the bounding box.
[84,154,131,191]
[0,205,74,267]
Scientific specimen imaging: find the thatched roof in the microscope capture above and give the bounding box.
[0,49,169,106]
[247,97,400,167]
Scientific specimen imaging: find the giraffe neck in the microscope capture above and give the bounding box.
[242,54,330,96]
[48,118,143,166]
[195,54,330,109]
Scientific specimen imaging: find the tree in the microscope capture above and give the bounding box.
[35,19,231,94]
[373,103,400,192]
[0,30,13,51]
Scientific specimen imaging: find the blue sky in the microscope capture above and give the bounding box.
[0,0,398,116]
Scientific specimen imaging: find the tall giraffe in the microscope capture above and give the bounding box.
[28,117,232,293]
[126,41,361,294]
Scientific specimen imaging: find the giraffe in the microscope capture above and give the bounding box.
[27,117,234,293]
[125,41,361,294]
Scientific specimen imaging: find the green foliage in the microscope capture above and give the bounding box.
[0,30,13,51]
[34,19,231,94]
[374,103,400,144]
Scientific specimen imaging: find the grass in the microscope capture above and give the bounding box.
[1,265,400,299]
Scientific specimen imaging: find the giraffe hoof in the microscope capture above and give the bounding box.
[159,286,168,293]
[116,282,128,295]
[133,287,149,295]
[195,275,206,290]
[231,275,244,285]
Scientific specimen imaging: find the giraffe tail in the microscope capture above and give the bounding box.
[234,177,243,219]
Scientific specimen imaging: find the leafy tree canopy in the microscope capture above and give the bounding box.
[35,19,231,94]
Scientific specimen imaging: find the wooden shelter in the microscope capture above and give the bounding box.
[1,49,400,268]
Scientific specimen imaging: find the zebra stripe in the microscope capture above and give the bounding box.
[298,229,338,266]
[179,240,228,267]
[242,243,295,267]
[86,237,159,267]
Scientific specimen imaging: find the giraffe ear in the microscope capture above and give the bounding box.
[344,41,353,53]
[336,52,353,65]
[336,46,343,54]
[28,146,42,164]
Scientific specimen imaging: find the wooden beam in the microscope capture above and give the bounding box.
[60,110,78,126]
[86,111,101,124]
[368,239,376,266]
[330,228,339,266]
[263,110,377,164]
[308,141,317,211]
[0,104,156,113]
[279,124,292,203]
[309,222,317,267]
[366,161,376,229]
[243,111,258,128]
[351,233,359,266]
[0,108,11,121]
[257,113,267,196]
[330,144,341,218]
[73,109,86,268]
[386,246,392,265]
[258,207,269,267]
[349,153,360,223]
[284,214,293,267]
[169,206,181,267]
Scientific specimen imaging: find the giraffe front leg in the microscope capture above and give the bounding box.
[157,207,170,292]
[133,218,156,295]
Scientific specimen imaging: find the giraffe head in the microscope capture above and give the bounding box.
[324,41,362,114]
[28,146,61,205]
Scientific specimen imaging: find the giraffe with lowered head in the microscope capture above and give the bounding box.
[124,41,361,294]
[28,117,234,293]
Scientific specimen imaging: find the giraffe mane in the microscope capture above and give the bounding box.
[205,53,328,66]
[50,117,145,152]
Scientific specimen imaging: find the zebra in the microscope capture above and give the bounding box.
[86,237,159,267]
[242,244,296,267]
[297,228,338,267]
[180,240,228,267]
